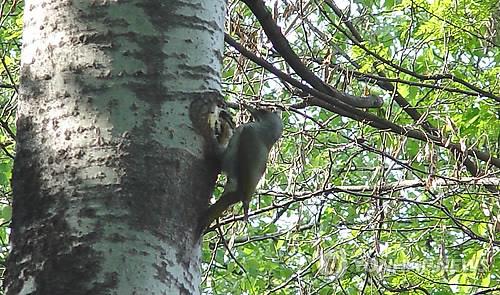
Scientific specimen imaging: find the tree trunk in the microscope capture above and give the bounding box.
[5,1,225,294]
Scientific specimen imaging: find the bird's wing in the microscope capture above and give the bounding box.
[237,124,269,199]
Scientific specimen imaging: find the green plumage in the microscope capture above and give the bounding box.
[198,108,283,234]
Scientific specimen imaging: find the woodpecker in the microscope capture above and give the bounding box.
[199,107,283,232]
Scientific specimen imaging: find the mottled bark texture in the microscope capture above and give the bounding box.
[6,1,225,294]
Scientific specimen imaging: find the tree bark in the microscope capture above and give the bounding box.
[5,1,225,294]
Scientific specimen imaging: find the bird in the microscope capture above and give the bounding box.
[198,107,283,233]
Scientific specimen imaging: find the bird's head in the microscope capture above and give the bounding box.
[247,106,283,143]
[247,106,280,120]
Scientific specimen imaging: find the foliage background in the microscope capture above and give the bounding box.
[0,1,21,291]
[0,0,499,294]
[203,0,499,294]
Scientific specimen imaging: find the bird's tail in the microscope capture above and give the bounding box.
[197,191,240,236]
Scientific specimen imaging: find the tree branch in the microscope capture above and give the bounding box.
[323,0,500,103]
[320,0,497,185]
[240,0,383,108]
[225,34,500,168]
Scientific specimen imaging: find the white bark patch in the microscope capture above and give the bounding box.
[8,1,225,294]
[154,100,203,155]
[161,1,225,92]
